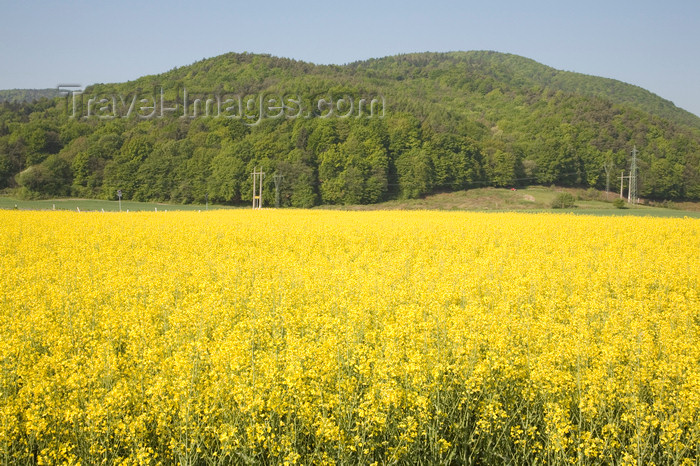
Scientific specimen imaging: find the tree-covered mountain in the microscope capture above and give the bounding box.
[1,51,699,205]
[0,88,61,104]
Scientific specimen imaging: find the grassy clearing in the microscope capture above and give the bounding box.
[0,197,237,212]
[319,186,700,218]
[3,186,700,217]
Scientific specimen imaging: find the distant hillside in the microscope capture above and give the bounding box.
[388,51,700,129]
[1,51,699,204]
[0,88,60,103]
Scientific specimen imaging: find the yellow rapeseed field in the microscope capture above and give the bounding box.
[0,210,698,465]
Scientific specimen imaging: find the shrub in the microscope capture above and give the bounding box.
[581,187,600,201]
[613,198,627,209]
[551,192,576,209]
[662,200,677,210]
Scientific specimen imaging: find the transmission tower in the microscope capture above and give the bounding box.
[628,146,638,204]
[620,170,626,199]
[252,167,264,209]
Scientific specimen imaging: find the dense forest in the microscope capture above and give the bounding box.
[1,51,699,205]
[0,88,60,104]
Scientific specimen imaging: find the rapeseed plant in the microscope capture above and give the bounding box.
[0,210,698,464]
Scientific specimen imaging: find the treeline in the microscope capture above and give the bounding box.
[1,51,699,204]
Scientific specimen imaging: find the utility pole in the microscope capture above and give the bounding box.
[252,167,264,209]
[273,172,284,208]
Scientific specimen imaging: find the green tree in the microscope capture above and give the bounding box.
[429,133,483,191]
[208,142,248,204]
[102,136,153,199]
[641,156,684,200]
[277,149,318,208]
[16,154,71,196]
[487,149,520,187]
[395,147,432,198]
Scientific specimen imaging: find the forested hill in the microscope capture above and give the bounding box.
[359,52,700,129]
[0,88,61,104]
[1,51,699,205]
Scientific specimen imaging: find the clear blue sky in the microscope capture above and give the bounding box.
[1,0,699,117]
